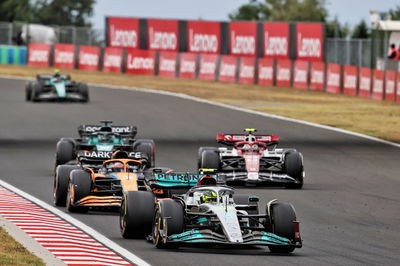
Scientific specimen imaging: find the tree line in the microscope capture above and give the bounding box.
[0,0,95,27]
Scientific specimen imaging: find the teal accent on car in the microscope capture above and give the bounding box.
[96,144,114,152]
[261,232,291,245]
[153,174,217,187]
[47,78,67,98]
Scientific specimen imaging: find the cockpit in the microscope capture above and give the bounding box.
[102,160,142,173]
[189,188,235,206]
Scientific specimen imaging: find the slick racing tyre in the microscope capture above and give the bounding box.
[268,202,296,254]
[25,82,33,101]
[120,191,155,239]
[54,165,80,206]
[31,82,43,102]
[199,149,220,170]
[133,139,156,168]
[153,199,184,249]
[55,139,75,167]
[284,151,304,189]
[66,170,91,213]
[197,147,219,169]
[77,82,89,102]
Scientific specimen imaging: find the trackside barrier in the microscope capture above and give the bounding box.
[0,46,27,65]
[25,43,400,104]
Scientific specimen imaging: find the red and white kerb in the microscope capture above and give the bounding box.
[0,186,132,266]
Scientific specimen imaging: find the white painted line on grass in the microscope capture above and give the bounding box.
[0,179,151,266]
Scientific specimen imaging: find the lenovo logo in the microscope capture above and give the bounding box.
[277,68,290,81]
[127,55,154,70]
[386,80,395,93]
[220,63,236,77]
[180,60,196,73]
[231,31,255,55]
[189,30,218,53]
[149,27,177,50]
[298,34,321,57]
[110,25,137,47]
[373,79,383,92]
[311,71,324,84]
[200,62,216,74]
[104,54,121,67]
[259,66,273,80]
[294,69,307,82]
[159,58,176,72]
[360,77,371,91]
[79,52,98,66]
[327,73,340,86]
[240,65,254,78]
[344,75,356,88]
[265,35,287,56]
[30,50,48,62]
[55,51,74,63]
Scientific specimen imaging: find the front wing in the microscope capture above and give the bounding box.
[74,195,122,207]
[220,172,300,184]
[168,229,301,247]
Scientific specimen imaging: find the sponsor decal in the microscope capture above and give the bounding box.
[218,55,237,83]
[294,69,307,82]
[220,63,236,77]
[238,57,255,84]
[187,21,220,54]
[102,47,122,73]
[293,60,309,90]
[158,51,177,77]
[84,126,131,133]
[125,49,156,75]
[259,66,273,80]
[179,52,197,79]
[343,66,357,96]
[344,75,356,88]
[276,59,292,87]
[296,23,324,61]
[385,70,396,101]
[78,46,100,71]
[360,77,371,90]
[258,58,274,86]
[199,54,218,80]
[230,22,257,56]
[104,54,121,67]
[310,61,325,91]
[264,22,290,58]
[83,150,142,159]
[326,64,341,94]
[28,43,51,67]
[108,17,139,48]
[148,19,178,51]
[53,44,75,69]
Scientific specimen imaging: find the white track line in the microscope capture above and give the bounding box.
[2,74,398,148]
[0,179,151,266]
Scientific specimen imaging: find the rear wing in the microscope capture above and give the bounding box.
[77,150,146,166]
[216,133,279,146]
[77,124,137,138]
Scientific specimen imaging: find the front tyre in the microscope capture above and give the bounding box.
[153,200,184,248]
[199,149,220,170]
[25,82,33,101]
[66,170,91,213]
[284,151,304,189]
[54,165,80,206]
[268,202,297,254]
[120,191,155,239]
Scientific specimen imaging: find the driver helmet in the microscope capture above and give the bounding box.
[112,162,124,172]
[53,69,61,78]
[200,191,218,204]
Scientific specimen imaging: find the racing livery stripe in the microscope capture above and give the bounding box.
[0,186,133,266]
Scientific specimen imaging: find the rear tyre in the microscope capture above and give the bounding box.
[25,82,33,101]
[284,151,304,189]
[199,149,220,170]
[77,83,89,102]
[120,191,155,238]
[197,147,218,169]
[55,139,75,167]
[133,139,156,168]
[268,202,296,253]
[54,165,80,206]
[66,170,91,213]
[153,200,184,248]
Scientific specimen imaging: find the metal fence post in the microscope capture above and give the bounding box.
[8,22,13,45]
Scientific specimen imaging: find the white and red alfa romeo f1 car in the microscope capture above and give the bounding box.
[198,129,304,188]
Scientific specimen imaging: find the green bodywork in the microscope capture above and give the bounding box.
[46,78,69,98]
[86,130,125,152]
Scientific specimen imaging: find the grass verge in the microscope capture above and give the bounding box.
[1,64,399,143]
[0,227,45,266]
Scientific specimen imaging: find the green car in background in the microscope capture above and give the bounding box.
[26,71,89,102]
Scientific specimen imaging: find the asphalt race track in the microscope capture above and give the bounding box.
[1,77,399,265]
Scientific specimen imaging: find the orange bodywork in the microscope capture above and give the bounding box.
[75,159,146,208]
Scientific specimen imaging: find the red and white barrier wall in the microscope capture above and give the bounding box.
[27,42,400,103]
